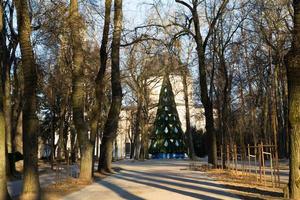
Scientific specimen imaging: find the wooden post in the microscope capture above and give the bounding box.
[261,142,266,186]
[254,150,258,182]
[66,149,70,179]
[231,145,234,170]
[55,160,58,183]
[220,145,223,169]
[270,148,274,188]
[275,146,280,187]
[240,145,245,174]
[259,143,262,182]
[234,144,238,173]
[248,144,251,174]
[227,144,230,169]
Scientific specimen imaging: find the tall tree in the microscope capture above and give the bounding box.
[14,0,41,199]
[93,0,112,173]
[0,0,11,198]
[181,68,196,160]
[175,0,229,166]
[286,0,300,198]
[0,75,10,200]
[69,0,93,181]
[99,0,123,173]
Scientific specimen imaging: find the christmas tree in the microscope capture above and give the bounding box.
[149,74,186,159]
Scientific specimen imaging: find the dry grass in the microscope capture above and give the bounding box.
[189,164,284,199]
[41,178,92,200]
[206,168,258,184]
[41,168,117,200]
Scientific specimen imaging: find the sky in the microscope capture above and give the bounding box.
[122,0,177,29]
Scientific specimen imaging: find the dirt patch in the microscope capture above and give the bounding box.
[41,167,121,200]
[41,178,91,200]
[189,165,284,199]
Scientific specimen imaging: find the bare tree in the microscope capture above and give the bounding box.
[69,0,94,181]
[99,0,123,173]
[0,0,11,198]
[286,0,300,198]
[94,0,112,173]
[175,0,229,166]
[14,0,41,198]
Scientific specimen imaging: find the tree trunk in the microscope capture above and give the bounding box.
[0,0,14,177]
[140,117,149,160]
[0,81,10,200]
[238,80,246,162]
[4,65,12,155]
[70,125,77,163]
[11,68,23,155]
[243,34,257,149]
[134,96,142,160]
[175,0,229,167]
[182,69,196,160]
[281,66,289,157]
[69,0,93,182]
[194,34,217,166]
[1,3,14,178]
[99,0,123,173]
[13,111,22,153]
[95,0,112,173]
[99,136,114,172]
[0,1,11,198]
[14,0,41,199]
[89,0,112,174]
[286,1,300,198]
[57,102,67,160]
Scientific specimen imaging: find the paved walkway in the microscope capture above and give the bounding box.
[8,165,78,198]
[63,160,242,200]
[8,172,57,198]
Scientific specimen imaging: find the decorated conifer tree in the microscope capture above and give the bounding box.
[149,74,186,158]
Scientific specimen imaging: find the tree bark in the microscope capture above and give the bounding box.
[99,0,123,173]
[0,0,14,177]
[69,0,93,182]
[134,94,142,160]
[286,1,300,198]
[91,0,112,173]
[182,69,196,160]
[0,76,11,200]
[194,23,217,166]
[14,0,41,199]
[4,63,12,155]
[0,1,11,198]
[11,66,23,155]
[13,111,22,153]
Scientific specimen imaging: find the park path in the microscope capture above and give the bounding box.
[8,164,77,198]
[8,172,58,198]
[63,159,242,200]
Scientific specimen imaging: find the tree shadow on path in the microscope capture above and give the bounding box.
[114,170,249,200]
[96,179,145,200]
[122,169,283,199]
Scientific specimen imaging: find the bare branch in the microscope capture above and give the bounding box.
[175,0,193,12]
[203,0,229,48]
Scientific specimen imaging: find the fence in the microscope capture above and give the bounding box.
[54,150,80,184]
[217,142,281,188]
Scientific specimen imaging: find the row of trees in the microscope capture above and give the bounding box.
[0,0,123,199]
